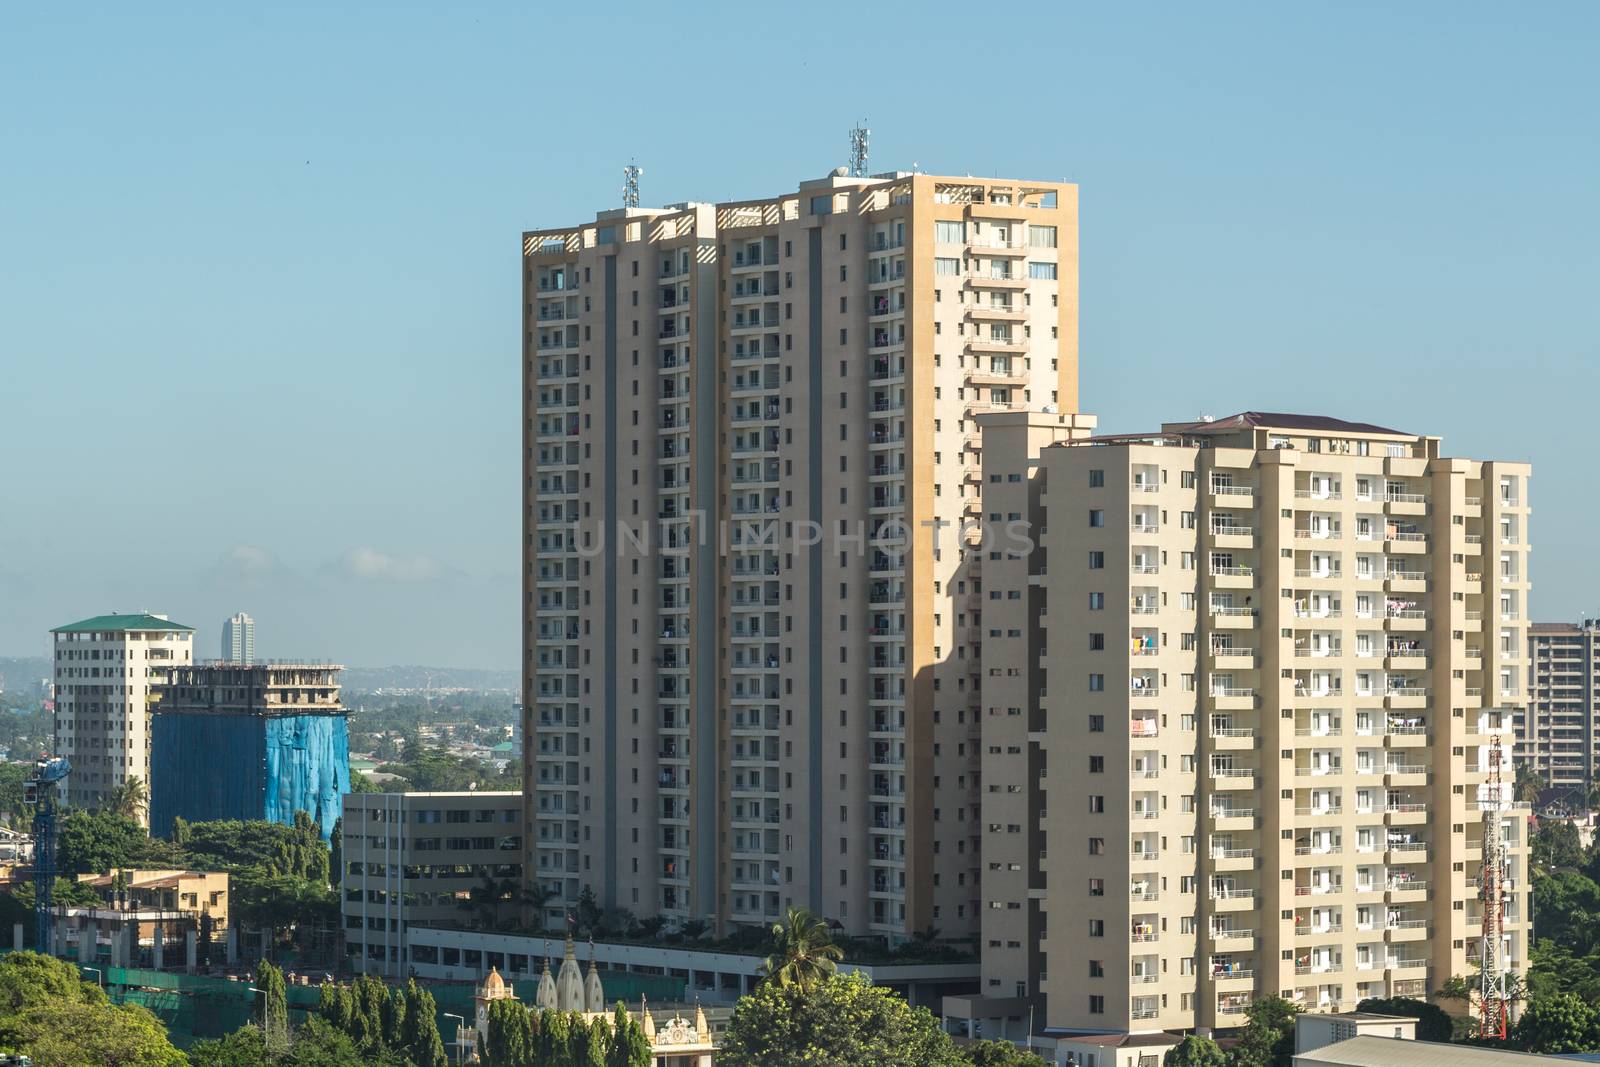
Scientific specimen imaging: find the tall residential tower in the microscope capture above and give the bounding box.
[960,411,1530,1037]
[1524,621,1600,799]
[50,613,195,816]
[221,612,255,664]
[522,171,1078,939]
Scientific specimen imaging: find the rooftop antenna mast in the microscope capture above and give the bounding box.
[623,162,643,209]
[849,121,870,178]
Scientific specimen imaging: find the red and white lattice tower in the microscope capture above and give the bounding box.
[1478,740,1511,1040]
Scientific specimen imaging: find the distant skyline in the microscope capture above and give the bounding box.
[4,2,1596,667]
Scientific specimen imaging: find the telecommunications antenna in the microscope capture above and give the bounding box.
[849,122,870,177]
[623,162,643,209]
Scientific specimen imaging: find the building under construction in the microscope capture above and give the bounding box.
[149,662,350,840]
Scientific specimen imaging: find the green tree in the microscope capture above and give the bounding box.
[574,885,603,935]
[230,869,339,956]
[606,1002,651,1067]
[328,817,343,889]
[966,1039,1052,1067]
[104,775,151,822]
[381,986,407,1051]
[457,874,518,931]
[1353,997,1452,1042]
[1231,995,1298,1067]
[57,809,180,874]
[290,1016,408,1067]
[186,1024,268,1067]
[178,815,329,882]
[721,971,966,1067]
[583,1015,612,1067]
[1516,764,1546,806]
[1513,991,1600,1053]
[1532,869,1600,956]
[0,950,106,1049]
[0,762,33,826]
[486,997,533,1067]
[12,999,185,1067]
[256,960,289,1050]
[759,906,844,991]
[1162,1035,1228,1067]
[1532,820,1586,873]
[403,981,448,1067]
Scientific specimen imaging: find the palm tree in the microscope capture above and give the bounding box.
[456,875,519,930]
[1514,764,1545,806]
[760,906,843,991]
[105,776,149,821]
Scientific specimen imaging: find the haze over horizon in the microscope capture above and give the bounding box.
[4,2,1596,668]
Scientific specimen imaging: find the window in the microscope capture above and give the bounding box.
[810,194,833,215]
[1088,592,1105,610]
[1089,469,1104,488]
[1088,796,1105,813]
[1089,550,1105,568]
[1088,959,1104,977]
[1088,878,1105,895]
[1088,920,1105,938]
[1088,633,1105,651]
[1089,995,1105,1014]
[1088,837,1104,854]
[1089,714,1105,732]
[1029,225,1058,248]
[935,220,965,243]
[1028,261,1058,280]
[1088,674,1104,691]
[1088,509,1104,528]
[935,257,960,275]
[1089,756,1104,773]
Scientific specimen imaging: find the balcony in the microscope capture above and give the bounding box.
[1210,767,1257,790]
[1211,848,1256,872]
[1210,927,1255,944]
[1209,806,1256,828]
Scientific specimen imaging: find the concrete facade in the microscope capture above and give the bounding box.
[966,411,1530,1037]
[51,613,194,817]
[1524,621,1600,799]
[522,172,1079,941]
[342,790,523,977]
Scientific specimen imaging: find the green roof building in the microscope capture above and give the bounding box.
[50,612,195,816]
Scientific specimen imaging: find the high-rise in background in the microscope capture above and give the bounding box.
[221,612,255,665]
[1523,621,1600,798]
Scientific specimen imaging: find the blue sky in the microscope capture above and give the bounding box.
[2,2,1595,668]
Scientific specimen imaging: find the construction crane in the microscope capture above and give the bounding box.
[25,757,70,953]
[1478,736,1511,1040]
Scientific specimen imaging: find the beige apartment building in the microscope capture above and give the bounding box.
[1523,621,1600,799]
[522,170,1078,939]
[964,411,1530,1037]
[51,613,194,816]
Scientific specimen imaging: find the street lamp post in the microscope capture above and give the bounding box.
[442,1012,468,1066]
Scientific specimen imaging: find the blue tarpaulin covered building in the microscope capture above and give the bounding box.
[149,662,350,840]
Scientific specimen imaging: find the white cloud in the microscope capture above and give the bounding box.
[337,546,444,583]
[223,544,279,575]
